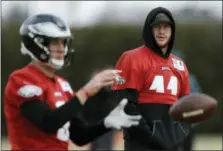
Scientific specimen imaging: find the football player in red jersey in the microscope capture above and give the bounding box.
[112,7,192,151]
[4,14,142,150]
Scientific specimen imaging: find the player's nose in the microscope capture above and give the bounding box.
[58,41,65,51]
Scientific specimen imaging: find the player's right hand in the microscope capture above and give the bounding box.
[83,69,121,96]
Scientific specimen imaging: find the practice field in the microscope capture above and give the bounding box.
[2,132,222,150]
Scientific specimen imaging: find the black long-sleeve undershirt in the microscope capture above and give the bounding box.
[69,115,110,146]
[20,88,113,146]
[20,89,110,138]
[20,96,83,133]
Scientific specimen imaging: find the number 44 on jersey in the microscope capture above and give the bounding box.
[149,75,178,95]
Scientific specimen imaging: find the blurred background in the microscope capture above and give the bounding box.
[1,1,222,150]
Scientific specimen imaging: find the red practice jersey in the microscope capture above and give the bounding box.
[4,64,75,150]
[113,45,190,104]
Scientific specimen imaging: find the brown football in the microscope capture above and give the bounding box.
[169,93,217,124]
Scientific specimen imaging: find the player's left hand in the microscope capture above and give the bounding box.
[103,98,142,130]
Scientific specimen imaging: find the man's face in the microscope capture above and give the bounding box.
[48,39,66,60]
[152,23,172,48]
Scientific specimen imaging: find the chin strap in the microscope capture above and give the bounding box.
[49,58,64,70]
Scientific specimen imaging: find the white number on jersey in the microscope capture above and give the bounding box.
[55,101,70,142]
[149,75,178,95]
[167,76,178,95]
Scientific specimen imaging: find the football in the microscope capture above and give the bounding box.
[169,93,217,124]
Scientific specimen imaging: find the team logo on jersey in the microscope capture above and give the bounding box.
[115,74,125,85]
[172,58,185,71]
[18,85,43,98]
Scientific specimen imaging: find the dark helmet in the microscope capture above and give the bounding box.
[19,14,74,68]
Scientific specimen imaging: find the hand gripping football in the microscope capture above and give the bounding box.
[169,93,217,124]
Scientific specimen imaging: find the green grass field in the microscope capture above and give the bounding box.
[192,134,222,150]
[2,133,222,150]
